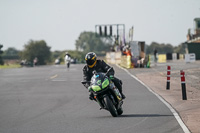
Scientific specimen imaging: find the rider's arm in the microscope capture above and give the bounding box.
[101,60,115,75]
[82,66,91,88]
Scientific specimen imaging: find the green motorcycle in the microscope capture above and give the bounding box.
[82,68,123,117]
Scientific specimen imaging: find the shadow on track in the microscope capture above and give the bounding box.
[118,114,173,118]
[93,114,173,118]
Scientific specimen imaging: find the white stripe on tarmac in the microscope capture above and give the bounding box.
[116,64,191,133]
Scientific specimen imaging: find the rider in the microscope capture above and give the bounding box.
[65,52,71,65]
[82,52,126,100]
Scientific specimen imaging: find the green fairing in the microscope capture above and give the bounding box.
[102,79,109,89]
[91,79,109,92]
[92,85,101,92]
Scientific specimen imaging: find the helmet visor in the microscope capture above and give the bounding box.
[86,59,95,66]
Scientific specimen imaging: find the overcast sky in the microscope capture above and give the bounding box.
[0,0,200,51]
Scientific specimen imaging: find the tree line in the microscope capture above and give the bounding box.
[0,31,186,66]
[146,42,186,55]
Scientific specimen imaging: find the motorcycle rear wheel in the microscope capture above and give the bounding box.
[104,96,118,117]
[67,63,70,68]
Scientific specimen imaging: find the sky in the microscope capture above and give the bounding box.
[0,0,200,51]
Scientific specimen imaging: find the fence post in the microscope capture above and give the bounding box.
[166,66,171,90]
[180,70,187,100]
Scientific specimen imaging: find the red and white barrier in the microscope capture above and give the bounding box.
[166,66,171,90]
[180,70,187,100]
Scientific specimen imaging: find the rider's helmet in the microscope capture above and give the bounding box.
[85,52,97,68]
[65,51,71,57]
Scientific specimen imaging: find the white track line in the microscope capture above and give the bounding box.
[117,64,191,133]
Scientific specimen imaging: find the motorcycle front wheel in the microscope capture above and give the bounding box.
[104,96,118,117]
[117,107,123,115]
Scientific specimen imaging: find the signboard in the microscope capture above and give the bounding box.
[185,53,196,62]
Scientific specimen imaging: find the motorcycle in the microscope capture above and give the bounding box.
[65,60,70,68]
[65,55,71,68]
[81,68,123,117]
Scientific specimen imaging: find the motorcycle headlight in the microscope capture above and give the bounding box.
[91,85,101,92]
[102,79,109,89]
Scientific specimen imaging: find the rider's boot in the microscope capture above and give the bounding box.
[118,87,126,99]
[121,92,126,99]
[118,88,126,99]
[117,79,125,99]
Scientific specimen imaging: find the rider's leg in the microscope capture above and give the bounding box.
[112,77,126,99]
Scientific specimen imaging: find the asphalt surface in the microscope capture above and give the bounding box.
[122,60,200,133]
[0,64,185,133]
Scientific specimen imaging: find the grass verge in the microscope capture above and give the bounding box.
[0,64,21,69]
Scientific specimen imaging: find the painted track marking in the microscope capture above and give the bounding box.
[50,74,58,79]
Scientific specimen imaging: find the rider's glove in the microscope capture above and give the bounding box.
[109,75,114,80]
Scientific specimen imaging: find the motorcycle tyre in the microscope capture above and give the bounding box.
[104,96,118,117]
[67,63,70,68]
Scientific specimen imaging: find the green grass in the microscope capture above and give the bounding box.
[0,64,21,69]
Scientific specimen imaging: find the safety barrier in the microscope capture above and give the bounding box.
[166,66,171,90]
[106,52,186,69]
[179,54,184,60]
[120,55,132,69]
[151,53,185,63]
[106,52,121,64]
[106,52,132,68]
[158,54,166,63]
[180,70,187,100]
[166,66,187,100]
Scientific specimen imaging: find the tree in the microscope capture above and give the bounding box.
[146,42,174,54]
[2,47,20,59]
[20,40,51,65]
[174,43,186,54]
[0,44,4,65]
[75,31,111,54]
